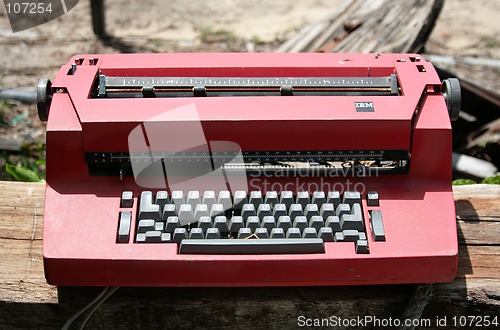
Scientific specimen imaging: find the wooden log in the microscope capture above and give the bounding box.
[0,182,499,329]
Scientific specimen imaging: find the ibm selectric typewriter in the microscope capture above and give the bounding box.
[38,53,461,286]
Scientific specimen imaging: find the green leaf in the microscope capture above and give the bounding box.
[452,179,477,186]
[5,164,42,182]
[482,175,500,184]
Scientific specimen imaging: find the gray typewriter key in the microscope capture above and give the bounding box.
[218,190,232,210]
[270,227,285,239]
[189,228,204,239]
[173,228,188,243]
[155,191,169,210]
[210,204,225,219]
[229,216,244,233]
[369,210,385,241]
[237,227,252,239]
[309,216,324,231]
[178,204,195,226]
[342,230,360,242]
[155,222,164,232]
[246,216,260,232]
[296,191,310,207]
[320,203,335,218]
[202,191,217,209]
[336,203,351,218]
[233,191,248,209]
[139,191,160,221]
[341,214,364,231]
[356,240,369,254]
[265,191,279,207]
[121,191,133,208]
[197,216,213,232]
[161,233,171,242]
[257,204,272,219]
[144,231,162,242]
[280,191,294,208]
[334,232,344,242]
[277,216,292,231]
[171,191,185,209]
[318,227,334,242]
[137,219,155,233]
[289,204,303,220]
[304,204,319,220]
[194,204,209,220]
[343,191,361,207]
[327,191,341,208]
[241,204,256,220]
[187,191,201,208]
[255,227,269,239]
[273,204,287,218]
[249,191,263,207]
[325,216,341,232]
[352,203,363,222]
[293,216,308,232]
[359,232,367,241]
[312,191,326,207]
[117,211,132,243]
[162,204,176,221]
[261,216,276,231]
[136,233,146,243]
[165,216,180,233]
[286,228,301,238]
[302,227,317,238]
[206,227,220,239]
[367,191,379,207]
[214,216,229,232]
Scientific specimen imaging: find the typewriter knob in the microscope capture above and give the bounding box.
[442,78,461,121]
[37,78,52,122]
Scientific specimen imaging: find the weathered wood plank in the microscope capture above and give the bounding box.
[0,182,499,329]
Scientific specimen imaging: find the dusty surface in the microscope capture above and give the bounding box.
[0,0,498,178]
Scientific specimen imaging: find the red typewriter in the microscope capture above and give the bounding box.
[39,53,460,286]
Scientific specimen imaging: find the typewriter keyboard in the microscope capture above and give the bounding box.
[117,190,385,254]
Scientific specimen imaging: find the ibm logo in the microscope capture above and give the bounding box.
[355,102,375,112]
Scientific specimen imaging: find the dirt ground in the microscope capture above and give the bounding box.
[0,0,498,178]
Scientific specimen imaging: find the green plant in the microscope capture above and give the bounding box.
[482,175,500,184]
[199,26,236,43]
[452,179,477,185]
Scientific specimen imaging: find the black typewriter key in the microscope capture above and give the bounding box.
[369,210,386,241]
[155,191,169,210]
[178,204,194,226]
[210,204,224,219]
[318,227,334,242]
[277,216,292,231]
[286,228,301,238]
[246,216,260,232]
[121,191,133,208]
[325,216,341,232]
[356,240,369,254]
[189,228,204,239]
[289,204,303,219]
[203,191,217,209]
[336,204,351,218]
[280,191,294,208]
[296,191,309,207]
[327,191,341,208]
[334,232,344,242]
[261,216,276,231]
[257,204,272,219]
[138,191,160,221]
[309,216,324,231]
[341,214,364,231]
[187,191,201,208]
[342,230,361,242]
[320,203,335,218]
[270,228,285,239]
[117,211,132,243]
[206,228,220,239]
[162,204,176,221]
[171,191,185,209]
[293,216,308,232]
[249,191,263,207]
[343,191,361,207]
[241,204,256,220]
[302,227,317,238]
[165,216,180,233]
[237,227,252,239]
[218,190,232,210]
[229,216,244,233]
[144,231,162,243]
[255,228,269,239]
[304,204,319,220]
[367,191,379,207]
[137,219,155,233]
[197,216,213,232]
[214,216,229,232]
[194,204,209,220]
[172,228,188,243]
[359,232,367,241]
[312,191,326,207]
[233,191,248,209]
[265,191,279,207]
[273,204,287,218]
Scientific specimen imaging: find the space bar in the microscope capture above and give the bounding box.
[178,238,325,254]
